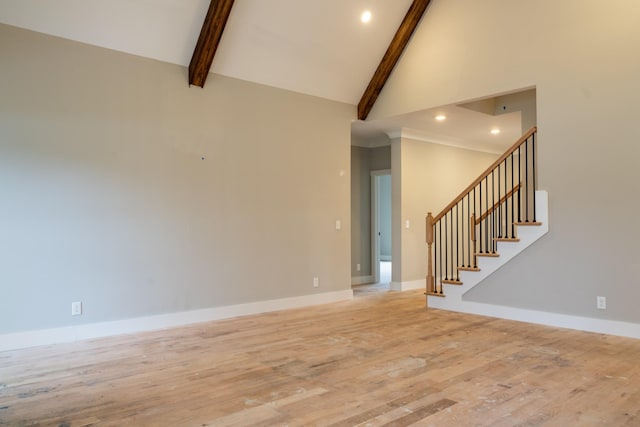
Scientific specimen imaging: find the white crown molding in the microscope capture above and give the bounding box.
[385,129,402,140]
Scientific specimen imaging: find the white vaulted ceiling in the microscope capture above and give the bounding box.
[0,0,413,104]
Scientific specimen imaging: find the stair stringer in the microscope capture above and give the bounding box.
[428,191,548,310]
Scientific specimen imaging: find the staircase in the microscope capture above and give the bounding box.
[425,127,548,309]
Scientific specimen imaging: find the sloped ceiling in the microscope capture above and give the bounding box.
[353,88,537,152]
[352,105,523,154]
[0,0,413,105]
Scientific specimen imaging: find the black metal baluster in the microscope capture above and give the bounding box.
[474,187,477,265]
[517,146,521,223]
[491,170,495,252]
[489,212,496,254]
[525,136,529,222]
[434,220,438,294]
[532,131,537,222]
[450,210,454,280]
[439,219,443,292]
[497,164,502,238]
[433,223,436,294]
[444,214,448,280]
[510,153,515,236]
[485,176,489,253]
[479,180,483,253]
[467,194,471,267]
[461,198,465,270]
[455,203,459,280]
[503,159,507,238]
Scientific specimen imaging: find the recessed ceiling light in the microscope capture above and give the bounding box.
[361,10,372,23]
[435,115,446,121]
[491,128,501,135]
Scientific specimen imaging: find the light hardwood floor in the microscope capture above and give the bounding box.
[1,290,640,426]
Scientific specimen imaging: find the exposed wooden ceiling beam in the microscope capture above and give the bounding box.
[189,0,235,88]
[357,0,431,120]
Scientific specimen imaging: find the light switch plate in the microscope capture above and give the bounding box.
[71,301,82,316]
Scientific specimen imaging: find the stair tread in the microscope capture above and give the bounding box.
[494,237,520,242]
[441,279,463,285]
[514,221,542,226]
[426,292,445,298]
[475,252,500,258]
[458,266,480,271]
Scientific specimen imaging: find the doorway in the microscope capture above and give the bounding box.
[371,170,392,285]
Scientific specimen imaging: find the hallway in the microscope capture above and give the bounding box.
[353,261,391,297]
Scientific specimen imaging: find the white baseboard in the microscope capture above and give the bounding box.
[0,289,354,352]
[351,275,374,286]
[391,279,425,292]
[429,299,640,340]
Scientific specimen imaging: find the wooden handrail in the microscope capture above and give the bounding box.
[433,126,537,222]
[475,183,521,224]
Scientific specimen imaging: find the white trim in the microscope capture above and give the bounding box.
[351,275,374,286]
[391,279,425,292]
[385,129,402,140]
[428,300,640,340]
[0,289,354,352]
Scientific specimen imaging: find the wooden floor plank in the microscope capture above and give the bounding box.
[1,290,640,426]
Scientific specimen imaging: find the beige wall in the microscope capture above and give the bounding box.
[0,24,354,334]
[350,145,391,278]
[494,89,537,134]
[392,137,497,283]
[373,0,640,322]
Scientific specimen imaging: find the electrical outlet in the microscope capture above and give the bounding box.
[335,220,341,230]
[71,301,83,316]
[313,277,319,288]
[356,263,361,272]
[596,296,606,310]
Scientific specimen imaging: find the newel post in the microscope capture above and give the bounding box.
[426,212,434,295]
